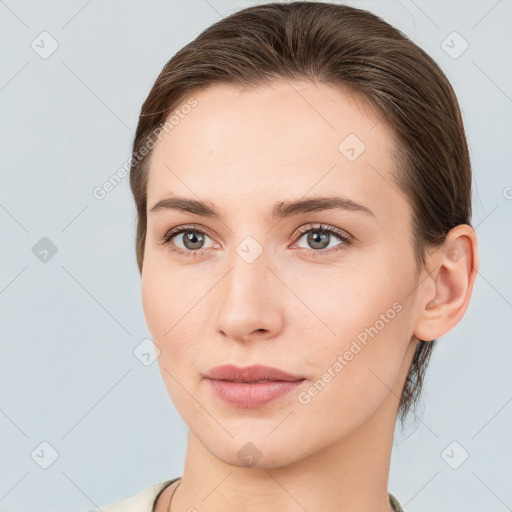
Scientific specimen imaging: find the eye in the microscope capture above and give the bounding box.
[160,223,352,259]
[293,224,352,256]
[160,225,217,258]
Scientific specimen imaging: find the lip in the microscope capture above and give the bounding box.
[205,363,305,382]
[205,364,306,408]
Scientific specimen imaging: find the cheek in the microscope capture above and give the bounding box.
[286,260,408,345]
[290,261,415,407]
[141,268,183,359]
[142,256,200,337]
[141,266,212,371]
[295,303,412,430]
[142,269,206,414]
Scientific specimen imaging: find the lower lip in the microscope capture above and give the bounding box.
[206,379,304,408]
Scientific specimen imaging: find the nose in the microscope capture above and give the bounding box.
[214,248,284,343]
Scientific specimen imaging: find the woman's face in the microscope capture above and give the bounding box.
[141,80,423,467]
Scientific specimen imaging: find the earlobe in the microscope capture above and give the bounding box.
[414,225,478,341]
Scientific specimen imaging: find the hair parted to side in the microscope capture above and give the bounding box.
[129,1,472,425]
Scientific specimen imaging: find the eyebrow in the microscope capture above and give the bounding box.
[149,195,375,219]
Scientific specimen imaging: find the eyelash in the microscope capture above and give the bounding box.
[159,223,352,259]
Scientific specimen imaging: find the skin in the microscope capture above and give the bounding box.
[141,80,478,512]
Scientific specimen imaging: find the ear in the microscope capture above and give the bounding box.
[414,224,479,342]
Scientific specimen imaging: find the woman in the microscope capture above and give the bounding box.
[93,2,478,511]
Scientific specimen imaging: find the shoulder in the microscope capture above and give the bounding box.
[83,477,179,512]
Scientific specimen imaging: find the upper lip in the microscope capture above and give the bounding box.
[205,364,305,382]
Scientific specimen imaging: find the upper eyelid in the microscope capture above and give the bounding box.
[164,224,216,241]
[295,223,350,238]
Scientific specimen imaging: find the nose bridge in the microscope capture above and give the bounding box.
[230,244,271,299]
[215,237,283,340]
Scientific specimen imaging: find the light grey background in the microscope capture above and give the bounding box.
[1,1,511,511]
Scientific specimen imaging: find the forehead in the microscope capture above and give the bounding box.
[146,80,406,221]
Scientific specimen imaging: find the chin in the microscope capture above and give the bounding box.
[199,432,311,470]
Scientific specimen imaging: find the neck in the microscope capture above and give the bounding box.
[170,394,399,512]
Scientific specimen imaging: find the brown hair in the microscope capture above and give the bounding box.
[129,1,472,424]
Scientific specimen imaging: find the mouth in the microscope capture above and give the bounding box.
[227,379,286,383]
[204,364,306,408]
[204,363,305,382]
